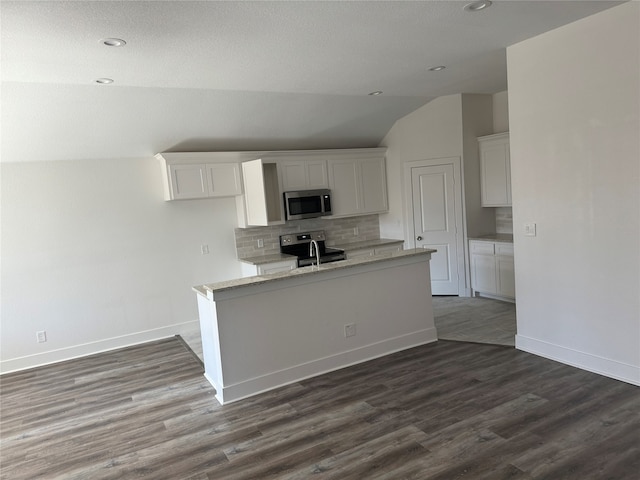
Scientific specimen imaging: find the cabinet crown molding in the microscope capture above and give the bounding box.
[155,147,387,165]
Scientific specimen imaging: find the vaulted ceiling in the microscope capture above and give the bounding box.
[0,1,623,163]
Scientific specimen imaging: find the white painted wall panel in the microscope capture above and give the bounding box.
[508,2,640,385]
[1,158,241,371]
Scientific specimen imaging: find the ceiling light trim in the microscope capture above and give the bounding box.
[464,1,492,12]
[95,78,114,84]
[101,38,126,47]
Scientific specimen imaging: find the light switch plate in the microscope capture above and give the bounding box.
[524,223,537,237]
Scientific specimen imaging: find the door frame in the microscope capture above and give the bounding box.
[403,156,470,297]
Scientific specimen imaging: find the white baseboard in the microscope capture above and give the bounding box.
[516,334,640,387]
[0,320,200,374]
[211,327,438,404]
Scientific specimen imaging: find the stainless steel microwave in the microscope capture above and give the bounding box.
[283,189,332,220]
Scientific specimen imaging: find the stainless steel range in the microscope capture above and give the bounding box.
[279,231,346,267]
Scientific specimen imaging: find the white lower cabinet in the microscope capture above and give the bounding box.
[347,248,375,259]
[258,259,297,275]
[470,240,515,300]
[241,259,297,277]
[347,243,402,259]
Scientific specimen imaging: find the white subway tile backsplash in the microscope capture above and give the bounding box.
[495,207,513,234]
[235,215,381,259]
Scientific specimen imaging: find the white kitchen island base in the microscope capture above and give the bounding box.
[194,249,436,404]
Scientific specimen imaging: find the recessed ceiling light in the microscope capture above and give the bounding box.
[95,78,114,84]
[429,66,446,72]
[101,38,126,47]
[464,1,492,12]
[368,91,383,96]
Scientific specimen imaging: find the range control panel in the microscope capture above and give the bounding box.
[280,231,326,246]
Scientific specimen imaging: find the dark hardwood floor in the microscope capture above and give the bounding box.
[1,337,638,479]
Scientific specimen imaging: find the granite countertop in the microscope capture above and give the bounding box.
[468,234,514,244]
[333,238,404,251]
[196,248,435,295]
[239,253,297,266]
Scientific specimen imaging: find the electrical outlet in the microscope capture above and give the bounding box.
[524,223,537,237]
[344,323,356,337]
[201,244,209,255]
[257,239,264,248]
[353,227,359,236]
[36,330,47,343]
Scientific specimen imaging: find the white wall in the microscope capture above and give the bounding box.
[460,94,495,238]
[492,90,509,133]
[379,94,464,240]
[1,158,240,372]
[508,2,639,385]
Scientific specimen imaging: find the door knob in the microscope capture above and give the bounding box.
[416,236,423,241]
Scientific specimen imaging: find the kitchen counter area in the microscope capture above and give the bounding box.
[194,248,437,404]
[468,234,513,243]
[333,238,404,252]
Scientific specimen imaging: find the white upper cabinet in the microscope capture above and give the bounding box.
[207,164,242,197]
[478,132,511,207]
[279,159,328,191]
[168,164,209,200]
[238,159,284,227]
[157,153,241,201]
[327,155,388,217]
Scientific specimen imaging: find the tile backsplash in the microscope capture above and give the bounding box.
[235,215,380,259]
[495,207,513,234]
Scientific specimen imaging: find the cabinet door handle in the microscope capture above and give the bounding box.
[417,236,423,241]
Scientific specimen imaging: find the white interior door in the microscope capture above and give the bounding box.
[410,162,463,295]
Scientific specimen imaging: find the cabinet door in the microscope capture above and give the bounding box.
[471,254,497,295]
[496,256,516,298]
[327,159,361,216]
[374,244,402,254]
[241,159,270,226]
[258,260,297,275]
[347,248,374,259]
[169,164,209,199]
[480,135,511,207]
[207,163,242,197]
[279,160,328,191]
[306,160,329,189]
[279,162,308,191]
[360,157,388,214]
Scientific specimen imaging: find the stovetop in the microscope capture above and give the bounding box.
[280,230,346,266]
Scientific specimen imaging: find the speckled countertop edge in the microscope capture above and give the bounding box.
[196,248,435,294]
[333,238,404,251]
[239,253,297,266]
[468,234,514,244]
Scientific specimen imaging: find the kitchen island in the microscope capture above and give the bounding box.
[194,248,437,404]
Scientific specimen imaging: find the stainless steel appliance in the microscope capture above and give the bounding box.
[283,189,332,220]
[280,230,346,267]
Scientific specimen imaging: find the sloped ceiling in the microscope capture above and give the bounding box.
[0,1,623,163]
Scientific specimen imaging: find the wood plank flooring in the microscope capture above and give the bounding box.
[433,296,517,346]
[1,337,638,479]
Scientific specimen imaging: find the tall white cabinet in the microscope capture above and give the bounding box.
[478,132,511,207]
